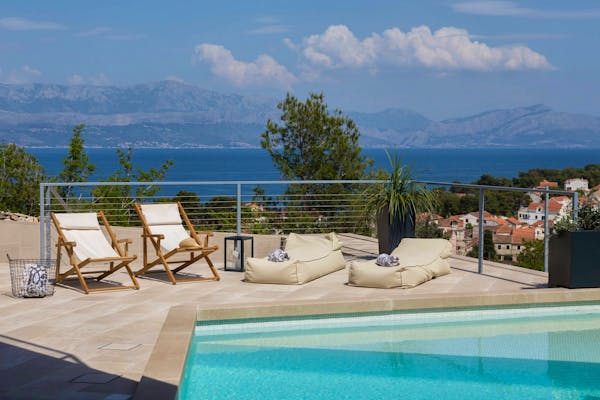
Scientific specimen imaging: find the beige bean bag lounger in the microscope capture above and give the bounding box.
[348,238,452,289]
[245,232,346,284]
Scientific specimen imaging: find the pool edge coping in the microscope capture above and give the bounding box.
[134,287,600,400]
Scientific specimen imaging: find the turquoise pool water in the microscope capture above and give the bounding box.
[178,305,600,399]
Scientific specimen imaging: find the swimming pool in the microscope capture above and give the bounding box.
[178,305,600,399]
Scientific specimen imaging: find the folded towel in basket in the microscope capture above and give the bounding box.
[22,263,48,297]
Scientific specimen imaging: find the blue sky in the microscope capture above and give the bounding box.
[1,0,599,119]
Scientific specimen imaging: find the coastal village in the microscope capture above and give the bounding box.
[422,178,600,263]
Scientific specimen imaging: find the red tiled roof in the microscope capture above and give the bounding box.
[493,217,508,226]
[496,225,512,235]
[548,196,570,213]
[512,227,535,244]
[438,216,465,228]
[536,180,558,189]
[526,197,570,213]
[506,217,521,226]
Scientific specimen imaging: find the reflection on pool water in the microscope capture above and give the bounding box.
[178,305,600,400]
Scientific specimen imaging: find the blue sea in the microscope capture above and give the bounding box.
[29,148,599,196]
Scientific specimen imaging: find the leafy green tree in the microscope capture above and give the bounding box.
[517,239,544,271]
[415,219,444,238]
[261,92,372,183]
[467,230,497,261]
[0,143,47,215]
[91,147,173,225]
[203,196,237,231]
[261,93,373,232]
[56,124,96,198]
[434,188,479,217]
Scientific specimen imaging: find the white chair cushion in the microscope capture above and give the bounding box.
[149,224,190,252]
[141,203,182,226]
[62,229,119,261]
[55,213,100,230]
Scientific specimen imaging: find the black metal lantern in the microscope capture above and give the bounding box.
[224,235,254,271]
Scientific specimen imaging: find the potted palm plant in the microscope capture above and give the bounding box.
[549,198,600,288]
[366,150,436,254]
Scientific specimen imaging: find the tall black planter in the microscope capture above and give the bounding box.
[549,231,600,289]
[376,206,415,254]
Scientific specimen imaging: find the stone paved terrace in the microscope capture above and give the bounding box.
[1,229,600,400]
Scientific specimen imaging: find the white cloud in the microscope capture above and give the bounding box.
[193,44,296,88]
[66,73,111,86]
[292,24,554,74]
[0,17,65,31]
[2,65,42,83]
[453,1,600,19]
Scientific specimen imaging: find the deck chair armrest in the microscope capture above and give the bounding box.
[193,231,214,247]
[142,233,165,239]
[58,239,77,248]
[116,238,132,254]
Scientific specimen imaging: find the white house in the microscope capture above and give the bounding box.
[564,178,589,192]
[517,196,571,225]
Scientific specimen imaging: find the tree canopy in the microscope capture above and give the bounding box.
[91,147,173,224]
[56,124,96,198]
[261,92,372,183]
[0,143,46,215]
[517,239,544,271]
[467,230,497,261]
[260,92,374,232]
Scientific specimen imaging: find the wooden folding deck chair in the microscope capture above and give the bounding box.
[134,202,220,284]
[51,211,140,294]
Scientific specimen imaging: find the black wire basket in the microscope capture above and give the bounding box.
[7,255,56,298]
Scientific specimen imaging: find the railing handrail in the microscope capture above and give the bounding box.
[40,179,575,196]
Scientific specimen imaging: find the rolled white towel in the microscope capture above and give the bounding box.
[267,248,289,262]
[375,253,399,267]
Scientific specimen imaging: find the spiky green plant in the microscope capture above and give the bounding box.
[366,149,436,223]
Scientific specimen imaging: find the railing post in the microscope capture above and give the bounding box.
[39,184,45,259]
[45,188,51,261]
[543,187,549,273]
[573,191,579,224]
[236,183,242,236]
[478,188,484,274]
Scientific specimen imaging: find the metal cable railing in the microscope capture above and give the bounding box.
[39,180,578,274]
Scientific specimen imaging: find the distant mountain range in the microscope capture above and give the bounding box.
[0,81,599,148]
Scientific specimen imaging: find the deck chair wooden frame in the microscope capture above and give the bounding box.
[134,202,220,284]
[51,211,140,294]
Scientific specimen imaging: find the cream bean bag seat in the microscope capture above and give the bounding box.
[348,238,452,289]
[244,232,346,284]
